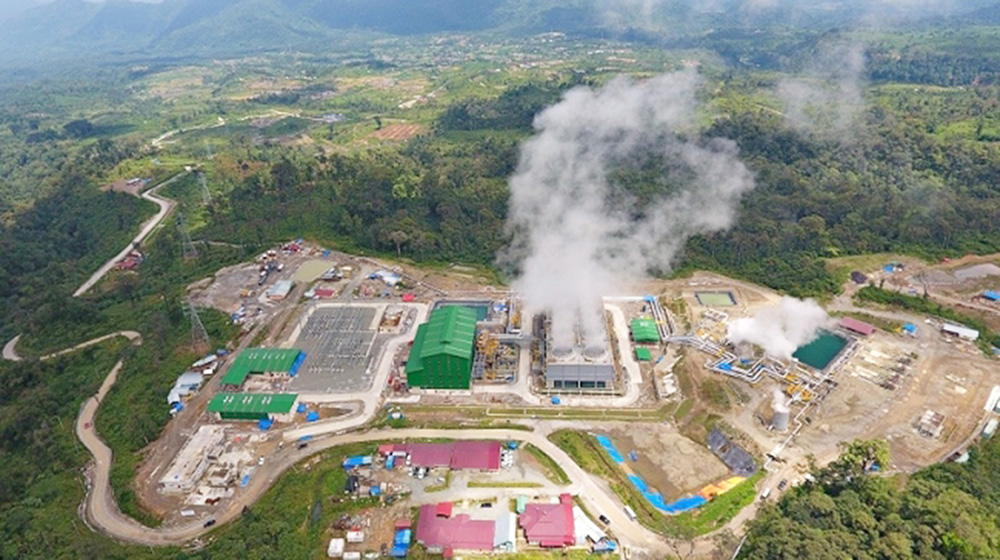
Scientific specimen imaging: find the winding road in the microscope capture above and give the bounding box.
[74,173,184,297]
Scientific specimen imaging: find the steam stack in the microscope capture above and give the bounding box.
[771,390,790,432]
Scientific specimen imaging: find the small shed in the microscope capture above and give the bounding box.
[942,323,980,342]
[327,538,345,558]
[635,347,652,361]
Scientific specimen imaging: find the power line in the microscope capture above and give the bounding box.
[176,213,198,260]
[183,298,210,348]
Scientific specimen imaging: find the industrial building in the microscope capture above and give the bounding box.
[519,494,575,548]
[221,348,305,388]
[406,306,477,390]
[159,425,226,494]
[630,317,660,343]
[544,320,615,392]
[207,393,298,422]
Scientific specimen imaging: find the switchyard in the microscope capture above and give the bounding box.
[288,306,378,393]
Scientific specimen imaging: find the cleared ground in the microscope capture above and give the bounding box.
[371,123,423,140]
[607,425,729,500]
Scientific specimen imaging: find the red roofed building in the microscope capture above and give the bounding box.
[451,441,501,471]
[840,317,876,336]
[415,504,496,552]
[380,441,501,471]
[519,494,575,547]
[435,502,453,518]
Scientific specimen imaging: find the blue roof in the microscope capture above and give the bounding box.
[394,528,412,545]
[984,291,1000,301]
[903,323,917,332]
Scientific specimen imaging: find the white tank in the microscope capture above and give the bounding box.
[772,409,790,432]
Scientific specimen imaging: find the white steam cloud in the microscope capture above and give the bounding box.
[727,296,830,360]
[772,389,790,414]
[504,70,755,346]
[776,40,866,139]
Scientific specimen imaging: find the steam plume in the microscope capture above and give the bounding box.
[772,389,790,414]
[775,40,866,139]
[727,296,829,359]
[504,70,755,346]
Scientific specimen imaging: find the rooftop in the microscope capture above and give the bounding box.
[221,348,304,386]
[207,393,298,415]
[519,494,575,548]
[839,316,876,336]
[630,317,660,343]
[415,504,495,551]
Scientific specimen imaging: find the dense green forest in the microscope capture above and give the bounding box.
[198,77,1000,297]
[740,438,1000,559]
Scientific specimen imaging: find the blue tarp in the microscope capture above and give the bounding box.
[550,396,561,405]
[299,435,313,442]
[258,419,272,431]
[594,435,625,464]
[296,403,307,413]
[394,528,412,545]
[390,545,408,558]
[386,455,395,469]
[240,474,250,487]
[370,486,382,496]
[903,323,917,333]
[643,295,656,303]
[629,451,639,462]
[984,291,1000,301]
[884,264,895,273]
[597,433,709,514]
[306,411,320,422]
[288,352,306,377]
[343,455,372,468]
[323,250,331,258]
[718,362,733,371]
[172,402,183,411]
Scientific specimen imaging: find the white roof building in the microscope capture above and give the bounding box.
[159,425,226,494]
[942,323,979,341]
[327,538,345,558]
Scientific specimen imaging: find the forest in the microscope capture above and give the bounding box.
[740,438,1000,559]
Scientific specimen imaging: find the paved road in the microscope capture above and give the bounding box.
[73,174,183,297]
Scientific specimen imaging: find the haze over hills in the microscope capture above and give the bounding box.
[1,0,998,66]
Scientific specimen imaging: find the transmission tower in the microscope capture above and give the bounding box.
[176,213,198,259]
[184,298,210,348]
[198,171,212,205]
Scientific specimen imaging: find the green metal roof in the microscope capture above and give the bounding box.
[418,306,477,360]
[630,317,660,343]
[635,347,653,361]
[221,348,303,386]
[208,393,298,415]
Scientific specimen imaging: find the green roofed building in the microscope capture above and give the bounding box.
[635,347,652,361]
[207,393,298,421]
[630,317,660,343]
[221,348,305,387]
[405,306,477,390]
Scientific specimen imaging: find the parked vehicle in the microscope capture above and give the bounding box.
[599,514,611,525]
[203,519,216,528]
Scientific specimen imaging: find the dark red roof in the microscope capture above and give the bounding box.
[388,441,502,470]
[519,494,574,547]
[415,505,495,551]
[451,441,501,470]
[840,317,876,336]
[402,293,416,302]
[394,519,412,529]
[405,443,454,468]
[313,288,336,298]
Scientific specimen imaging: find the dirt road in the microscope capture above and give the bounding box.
[73,173,183,297]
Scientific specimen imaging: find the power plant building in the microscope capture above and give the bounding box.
[406,306,477,390]
[544,322,615,392]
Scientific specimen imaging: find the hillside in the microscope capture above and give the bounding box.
[3,0,1000,66]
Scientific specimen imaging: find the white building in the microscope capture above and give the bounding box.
[942,323,979,342]
[327,538,345,558]
[159,425,226,494]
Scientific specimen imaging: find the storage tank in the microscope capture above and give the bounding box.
[771,390,790,432]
